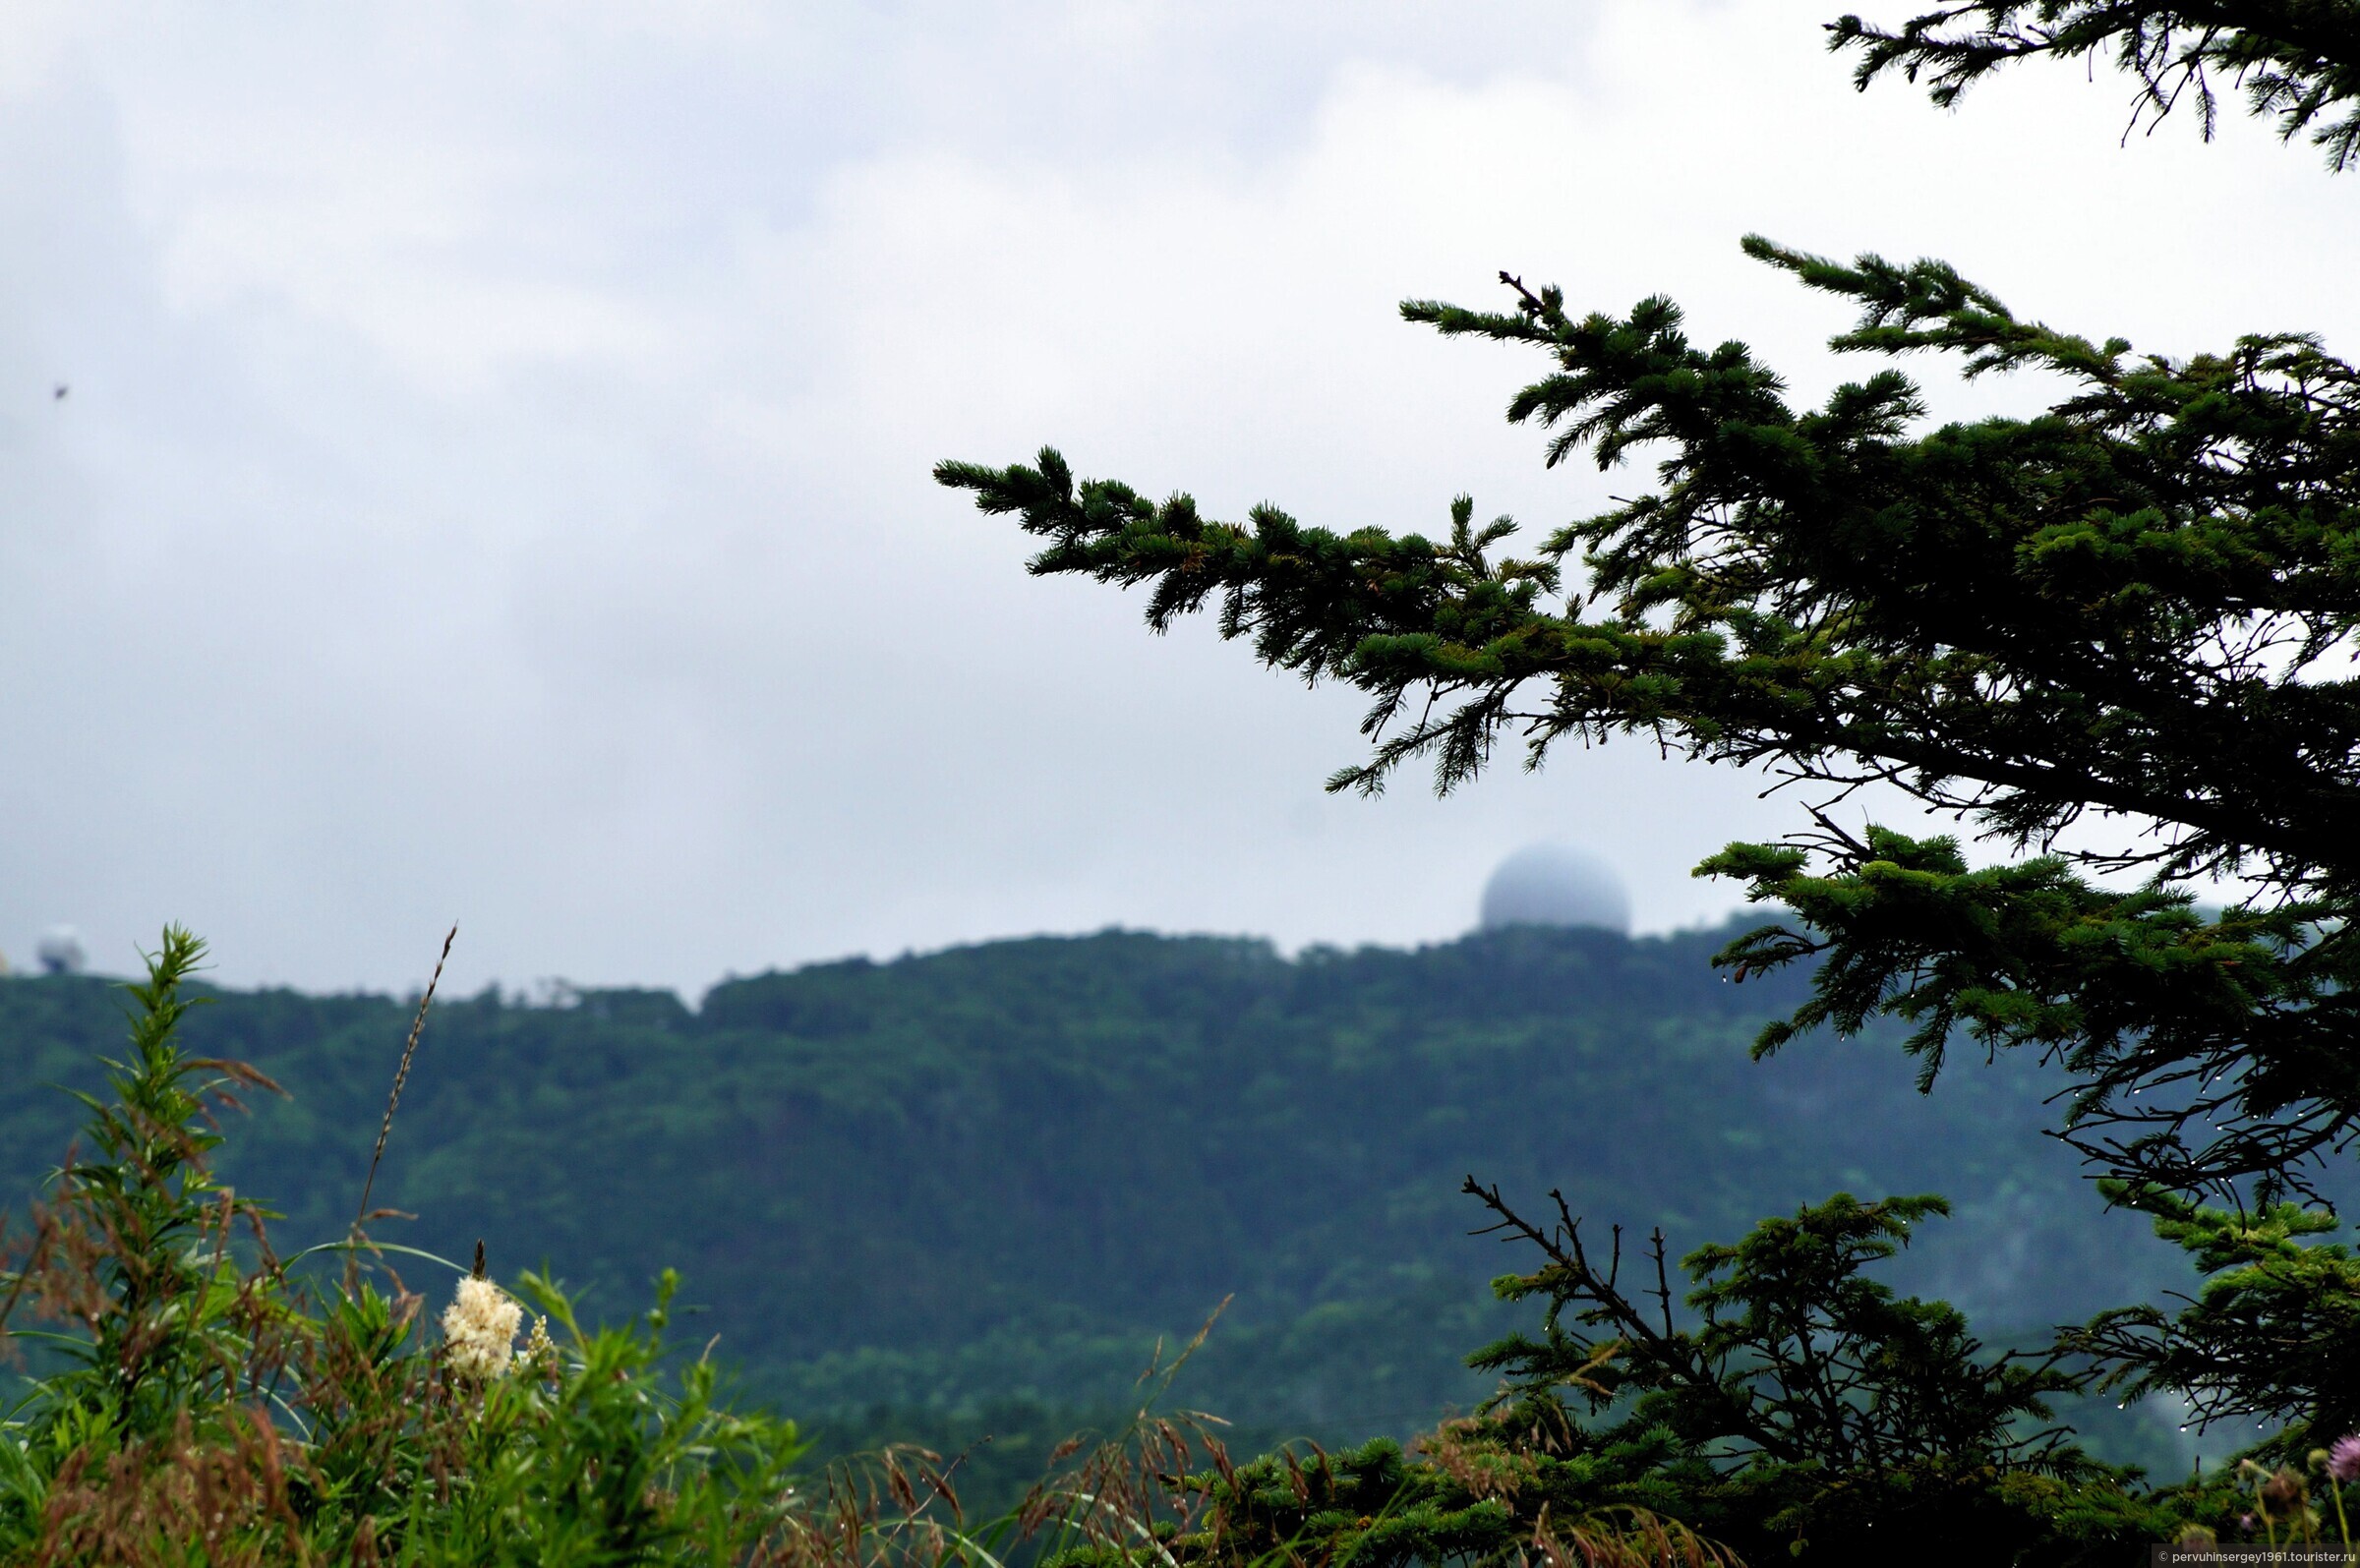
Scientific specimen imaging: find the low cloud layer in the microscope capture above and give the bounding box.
[1,1,2350,995]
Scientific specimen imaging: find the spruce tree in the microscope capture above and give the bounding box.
[941,0,2360,1490]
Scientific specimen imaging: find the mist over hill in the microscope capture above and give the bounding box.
[0,919,2193,1458]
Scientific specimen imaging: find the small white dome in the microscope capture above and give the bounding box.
[1479,845,1630,934]
[35,926,87,976]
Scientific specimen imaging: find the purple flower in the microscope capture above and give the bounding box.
[2330,1434,2360,1483]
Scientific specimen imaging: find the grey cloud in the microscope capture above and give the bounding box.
[0,2,2348,995]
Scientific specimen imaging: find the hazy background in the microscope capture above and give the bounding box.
[1,0,2351,996]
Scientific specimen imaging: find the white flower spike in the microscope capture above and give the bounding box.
[442,1275,523,1381]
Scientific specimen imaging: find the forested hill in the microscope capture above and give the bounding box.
[0,920,2182,1443]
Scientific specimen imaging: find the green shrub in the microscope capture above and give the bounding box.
[1041,1186,2274,1568]
[0,928,810,1565]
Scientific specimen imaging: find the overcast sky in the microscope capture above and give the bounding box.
[0,1,2352,997]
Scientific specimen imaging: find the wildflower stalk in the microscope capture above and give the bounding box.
[2326,1433,2360,1564]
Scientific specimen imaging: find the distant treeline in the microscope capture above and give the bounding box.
[0,920,2187,1456]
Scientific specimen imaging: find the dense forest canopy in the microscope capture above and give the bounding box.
[0,921,2173,1447]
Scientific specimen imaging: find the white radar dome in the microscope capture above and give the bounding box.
[36,926,87,975]
[1479,844,1631,935]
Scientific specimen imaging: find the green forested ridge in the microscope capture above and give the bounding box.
[0,918,2184,1459]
